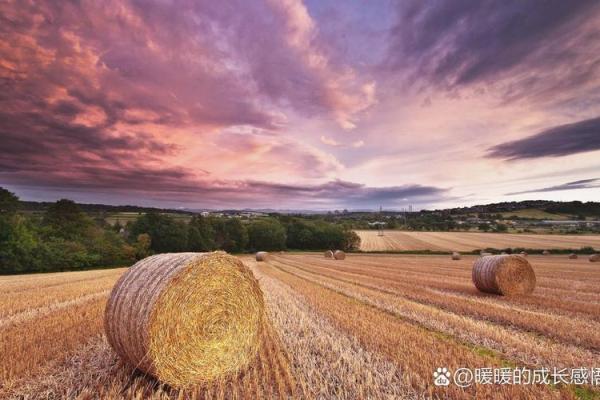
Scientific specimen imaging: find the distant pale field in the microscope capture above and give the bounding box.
[356,230,600,251]
[1,253,599,399]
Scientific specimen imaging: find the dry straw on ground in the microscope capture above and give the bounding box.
[569,253,578,259]
[451,252,461,260]
[333,250,346,260]
[590,254,600,262]
[104,252,264,388]
[472,255,536,296]
[255,251,269,262]
[324,250,334,259]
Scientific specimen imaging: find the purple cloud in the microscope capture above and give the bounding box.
[488,116,600,159]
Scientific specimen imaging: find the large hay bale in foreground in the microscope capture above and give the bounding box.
[451,252,461,260]
[472,255,536,296]
[569,253,578,259]
[255,251,269,262]
[324,250,334,259]
[104,252,264,388]
[590,254,600,262]
[334,250,346,260]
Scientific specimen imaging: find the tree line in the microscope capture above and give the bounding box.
[0,188,360,274]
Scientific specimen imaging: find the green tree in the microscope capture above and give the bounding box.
[342,230,361,251]
[494,223,508,232]
[43,199,94,240]
[134,233,152,259]
[129,212,188,253]
[284,218,358,251]
[213,218,248,253]
[0,187,19,215]
[187,215,215,251]
[0,214,43,274]
[478,223,490,232]
[247,219,286,251]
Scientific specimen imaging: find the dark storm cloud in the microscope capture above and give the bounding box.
[386,1,600,101]
[487,116,600,159]
[506,178,600,195]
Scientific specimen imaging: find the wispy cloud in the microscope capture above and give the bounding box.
[506,178,600,195]
[384,1,600,105]
[320,136,365,149]
[488,116,600,159]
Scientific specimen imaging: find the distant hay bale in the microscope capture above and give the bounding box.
[451,252,461,260]
[569,253,578,259]
[542,250,550,255]
[520,251,528,257]
[500,252,507,255]
[480,252,493,257]
[472,255,536,296]
[324,250,334,259]
[104,252,264,388]
[333,250,346,260]
[590,254,600,262]
[255,251,269,262]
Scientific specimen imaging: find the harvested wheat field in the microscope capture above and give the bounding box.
[356,230,600,252]
[1,253,599,399]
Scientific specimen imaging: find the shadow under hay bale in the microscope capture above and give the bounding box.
[324,250,334,259]
[104,252,264,388]
[333,250,346,260]
[451,252,461,260]
[255,251,269,262]
[472,255,536,296]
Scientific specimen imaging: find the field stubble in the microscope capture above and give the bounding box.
[1,253,598,399]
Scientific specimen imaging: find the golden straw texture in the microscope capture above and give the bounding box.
[104,252,264,388]
[255,251,269,262]
[333,250,346,260]
[472,255,536,296]
[324,250,334,259]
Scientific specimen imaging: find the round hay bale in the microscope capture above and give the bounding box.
[472,255,536,296]
[451,252,461,260]
[480,252,493,257]
[333,250,346,260]
[520,251,528,257]
[255,251,269,262]
[569,253,578,259]
[542,250,550,255]
[500,252,507,255]
[104,252,264,388]
[324,250,334,259]
[590,254,600,262]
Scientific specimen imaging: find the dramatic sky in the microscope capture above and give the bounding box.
[1,0,600,210]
